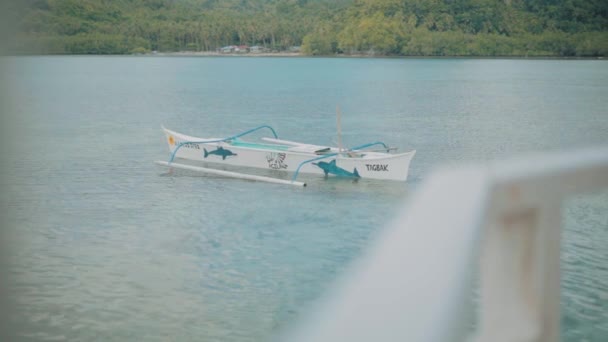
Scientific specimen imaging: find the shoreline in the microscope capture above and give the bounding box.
[137,51,607,60]
[4,51,604,60]
[152,51,302,57]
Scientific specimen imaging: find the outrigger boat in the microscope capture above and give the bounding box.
[159,124,415,185]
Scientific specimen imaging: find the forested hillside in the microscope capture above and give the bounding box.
[8,0,608,56]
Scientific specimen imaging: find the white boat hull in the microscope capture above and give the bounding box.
[163,127,415,181]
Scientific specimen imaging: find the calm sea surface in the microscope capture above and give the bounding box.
[1,56,607,341]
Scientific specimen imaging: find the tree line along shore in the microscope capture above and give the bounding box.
[8,0,608,57]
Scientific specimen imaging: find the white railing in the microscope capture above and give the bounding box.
[285,147,608,342]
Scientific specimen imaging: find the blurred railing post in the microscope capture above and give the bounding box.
[284,147,608,342]
[474,201,562,342]
[475,147,608,342]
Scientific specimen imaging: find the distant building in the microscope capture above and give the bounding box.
[249,45,266,53]
[219,45,236,53]
[288,46,301,53]
[235,45,250,53]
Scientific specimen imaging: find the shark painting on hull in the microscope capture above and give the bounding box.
[204,146,237,160]
[313,160,360,178]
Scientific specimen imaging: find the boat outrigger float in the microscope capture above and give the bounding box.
[157,124,415,186]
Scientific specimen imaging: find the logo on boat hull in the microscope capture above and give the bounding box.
[266,153,288,169]
[313,160,360,178]
[204,147,237,160]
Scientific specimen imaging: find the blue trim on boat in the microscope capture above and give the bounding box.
[168,125,279,164]
[350,141,390,152]
[231,140,290,151]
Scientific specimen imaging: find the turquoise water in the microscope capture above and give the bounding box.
[1,56,607,341]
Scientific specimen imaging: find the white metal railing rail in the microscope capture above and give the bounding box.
[284,147,608,342]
